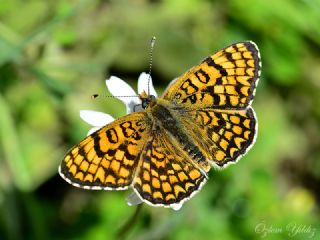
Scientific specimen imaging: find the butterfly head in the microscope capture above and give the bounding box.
[139,91,156,109]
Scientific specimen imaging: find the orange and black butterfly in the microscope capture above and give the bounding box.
[59,41,261,210]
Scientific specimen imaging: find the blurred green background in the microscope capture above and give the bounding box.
[1,0,320,239]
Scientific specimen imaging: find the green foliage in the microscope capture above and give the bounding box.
[0,0,319,239]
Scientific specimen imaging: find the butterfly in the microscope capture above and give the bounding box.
[59,41,261,210]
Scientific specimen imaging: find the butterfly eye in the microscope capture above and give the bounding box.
[141,95,156,109]
[142,98,150,109]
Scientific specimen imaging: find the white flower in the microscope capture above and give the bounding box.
[80,72,157,135]
[79,110,115,135]
[80,72,158,208]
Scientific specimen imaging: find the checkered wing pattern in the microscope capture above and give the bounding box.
[59,112,151,190]
[132,129,207,208]
[162,41,261,109]
[178,107,257,167]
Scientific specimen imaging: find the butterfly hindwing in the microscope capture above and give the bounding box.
[132,129,207,208]
[162,41,261,109]
[177,107,257,168]
[59,112,151,190]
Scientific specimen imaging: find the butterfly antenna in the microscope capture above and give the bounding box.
[147,36,156,96]
[91,94,140,99]
[91,38,156,100]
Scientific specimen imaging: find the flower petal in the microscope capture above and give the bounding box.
[87,126,102,136]
[106,76,137,98]
[126,192,143,206]
[80,110,114,127]
[171,203,183,211]
[126,100,142,114]
[137,72,158,97]
[106,76,141,113]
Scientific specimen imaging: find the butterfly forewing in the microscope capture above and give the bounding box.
[162,41,261,109]
[59,112,151,190]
